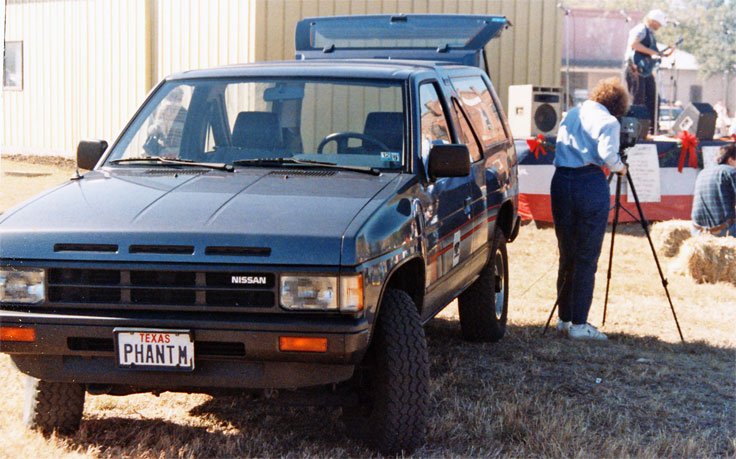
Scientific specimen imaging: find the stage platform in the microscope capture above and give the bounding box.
[515,136,735,222]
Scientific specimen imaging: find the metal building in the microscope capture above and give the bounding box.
[2,0,562,157]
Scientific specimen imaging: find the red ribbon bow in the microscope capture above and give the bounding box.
[677,130,698,173]
[526,134,548,160]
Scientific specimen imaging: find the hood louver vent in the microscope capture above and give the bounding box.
[128,245,194,255]
[54,243,118,253]
[268,170,336,177]
[112,169,210,176]
[205,246,271,257]
[143,169,210,176]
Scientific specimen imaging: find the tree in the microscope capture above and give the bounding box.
[563,0,736,77]
[659,0,736,78]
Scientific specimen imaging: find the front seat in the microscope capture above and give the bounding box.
[363,112,403,152]
[231,111,283,151]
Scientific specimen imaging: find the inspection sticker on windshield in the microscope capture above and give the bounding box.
[114,328,194,371]
[380,152,401,162]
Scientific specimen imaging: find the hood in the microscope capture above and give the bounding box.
[0,167,399,265]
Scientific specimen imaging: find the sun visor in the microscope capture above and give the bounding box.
[295,14,510,68]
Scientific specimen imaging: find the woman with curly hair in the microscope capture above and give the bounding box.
[551,77,629,341]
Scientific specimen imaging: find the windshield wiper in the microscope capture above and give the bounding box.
[232,157,380,176]
[109,156,234,172]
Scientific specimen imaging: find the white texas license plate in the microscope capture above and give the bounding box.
[114,328,194,371]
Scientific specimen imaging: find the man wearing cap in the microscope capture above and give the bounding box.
[624,9,673,134]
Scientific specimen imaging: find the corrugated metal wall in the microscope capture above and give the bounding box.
[155,0,256,79]
[253,0,563,110]
[2,0,561,157]
[3,0,149,156]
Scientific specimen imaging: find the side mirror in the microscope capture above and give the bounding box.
[427,144,471,181]
[77,140,108,170]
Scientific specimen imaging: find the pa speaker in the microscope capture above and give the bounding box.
[673,103,716,140]
[508,85,562,138]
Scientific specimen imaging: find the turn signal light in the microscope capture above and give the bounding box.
[0,327,36,342]
[279,336,328,353]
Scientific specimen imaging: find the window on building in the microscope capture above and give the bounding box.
[3,41,23,91]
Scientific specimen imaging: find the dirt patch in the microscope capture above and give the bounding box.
[4,171,53,178]
[2,154,77,169]
[0,157,77,212]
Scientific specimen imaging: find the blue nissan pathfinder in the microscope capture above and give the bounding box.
[0,14,519,453]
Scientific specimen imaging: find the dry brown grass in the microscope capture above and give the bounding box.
[0,156,734,457]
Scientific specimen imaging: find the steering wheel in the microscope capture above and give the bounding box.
[317,131,391,154]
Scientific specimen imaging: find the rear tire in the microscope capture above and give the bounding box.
[347,289,429,454]
[23,376,85,435]
[458,227,509,342]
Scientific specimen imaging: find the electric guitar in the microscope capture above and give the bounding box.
[631,37,683,77]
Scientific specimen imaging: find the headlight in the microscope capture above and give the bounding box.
[280,274,363,312]
[0,267,45,304]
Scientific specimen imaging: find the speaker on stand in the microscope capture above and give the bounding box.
[673,103,717,140]
[507,85,563,138]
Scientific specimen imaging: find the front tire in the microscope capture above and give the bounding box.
[458,227,509,342]
[23,376,85,435]
[347,289,429,454]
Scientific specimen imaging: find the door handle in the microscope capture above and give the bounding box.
[464,197,473,217]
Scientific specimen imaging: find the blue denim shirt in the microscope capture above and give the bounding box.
[555,101,625,172]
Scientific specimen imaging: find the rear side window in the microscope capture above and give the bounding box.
[451,76,507,150]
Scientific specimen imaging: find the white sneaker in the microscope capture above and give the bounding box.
[556,319,572,335]
[569,323,608,341]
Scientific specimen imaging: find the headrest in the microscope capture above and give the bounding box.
[363,112,403,151]
[231,111,283,150]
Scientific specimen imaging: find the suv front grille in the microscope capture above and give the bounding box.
[46,268,277,312]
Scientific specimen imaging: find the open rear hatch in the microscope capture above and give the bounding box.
[295,14,510,69]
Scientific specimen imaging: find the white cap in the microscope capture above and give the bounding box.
[647,9,668,26]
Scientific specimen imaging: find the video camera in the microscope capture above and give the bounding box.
[619,116,643,152]
[619,105,651,154]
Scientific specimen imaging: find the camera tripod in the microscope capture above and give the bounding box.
[543,165,685,342]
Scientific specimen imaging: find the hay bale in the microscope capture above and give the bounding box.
[651,220,692,257]
[670,235,736,285]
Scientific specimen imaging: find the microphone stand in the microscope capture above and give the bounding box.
[558,3,572,111]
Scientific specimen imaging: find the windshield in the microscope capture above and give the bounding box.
[105,78,405,171]
[659,107,683,121]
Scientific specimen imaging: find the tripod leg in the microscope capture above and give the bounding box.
[602,174,623,326]
[626,171,686,342]
[543,270,570,335]
[542,298,559,335]
[542,266,571,336]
